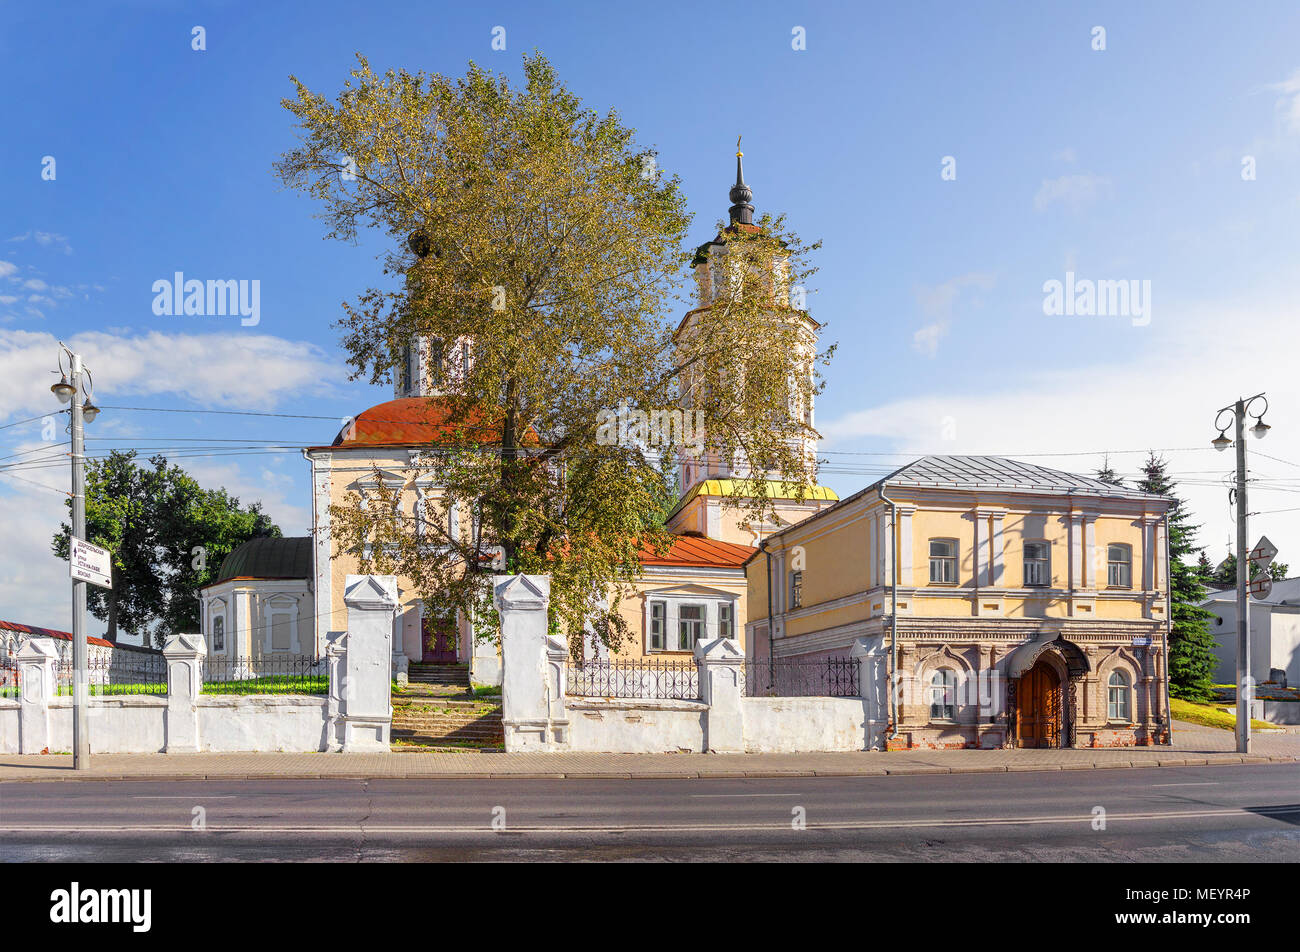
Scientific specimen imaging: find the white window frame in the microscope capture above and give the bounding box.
[1107,544,1132,588]
[789,570,803,609]
[211,614,225,653]
[929,539,958,584]
[676,604,705,652]
[1107,670,1131,721]
[1023,541,1050,587]
[648,600,666,652]
[265,596,300,654]
[929,668,957,721]
[718,602,734,640]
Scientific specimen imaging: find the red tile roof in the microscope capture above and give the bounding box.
[0,620,115,648]
[640,535,755,568]
[312,397,539,450]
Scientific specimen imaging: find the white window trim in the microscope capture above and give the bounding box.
[1107,544,1133,589]
[264,596,300,654]
[1023,540,1050,587]
[929,538,958,585]
[643,594,739,654]
[1107,670,1132,722]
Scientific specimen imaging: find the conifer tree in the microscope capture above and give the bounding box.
[1136,453,1217,701]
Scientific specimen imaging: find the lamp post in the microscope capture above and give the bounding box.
[1212,392,1269,754]
[51,343,99,769]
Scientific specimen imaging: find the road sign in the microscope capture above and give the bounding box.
[1248,535,1276,600]
[1248,576,1273,600]
[69,538,112,589]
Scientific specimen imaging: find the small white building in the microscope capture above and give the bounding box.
[199,537,314,659]
[1201,577,1300,687]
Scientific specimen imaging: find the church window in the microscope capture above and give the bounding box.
[212,615,225,653]
[789,571,803,609]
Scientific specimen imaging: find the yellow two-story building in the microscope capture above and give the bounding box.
[744,456,1174,750]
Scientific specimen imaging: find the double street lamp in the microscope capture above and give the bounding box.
[51,343,100,770]
[1211,393,1269,754]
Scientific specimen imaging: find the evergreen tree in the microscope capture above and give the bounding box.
[1136,453,1217,701]
[1095,455,1124,486]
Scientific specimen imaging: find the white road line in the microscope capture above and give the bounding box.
[1150,782,1220,787]
[689,793,801,798]
[130,796,240,799]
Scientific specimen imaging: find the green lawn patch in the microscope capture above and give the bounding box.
[201,675,328,696]
[1171,697,1272,731]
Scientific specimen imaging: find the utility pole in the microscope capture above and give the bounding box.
[1212,393,1270,754]
[51,344,101,769]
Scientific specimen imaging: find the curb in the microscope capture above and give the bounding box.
[0,755,1296,783]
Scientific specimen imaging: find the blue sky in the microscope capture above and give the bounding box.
[3,0,1300,635]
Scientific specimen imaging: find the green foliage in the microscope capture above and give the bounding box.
[1209,552,1289,587]
[1136,453,1217,702]
[51,450,280,645]
[278,53,831,655]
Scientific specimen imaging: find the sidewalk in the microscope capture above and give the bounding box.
[2,722,1296,782]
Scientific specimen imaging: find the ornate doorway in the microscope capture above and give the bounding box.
[421,615,458,663]
[1016,659,1062,748]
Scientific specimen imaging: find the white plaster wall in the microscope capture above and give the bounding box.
[1269,611,1300,685]
[197,696,330,752]
[1263,701,1300,725]
[47,697,168,753]
[0,700,19,754]
[741,697,867,752]
[564,697,706,752]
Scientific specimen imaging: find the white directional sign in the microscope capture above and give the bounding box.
[69,538,113,589]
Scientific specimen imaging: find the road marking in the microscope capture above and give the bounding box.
[3,804,1297,835]
[1149,782,1220,787]
[689,793,801,798]
[130,796,239,799]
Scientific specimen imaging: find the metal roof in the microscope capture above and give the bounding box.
[213,536,311,583]
[882,455,1168,500]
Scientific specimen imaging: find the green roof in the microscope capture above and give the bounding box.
[214,537,311,583]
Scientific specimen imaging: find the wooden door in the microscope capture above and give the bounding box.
[1017,660,1061,748]
[421,615,458,663]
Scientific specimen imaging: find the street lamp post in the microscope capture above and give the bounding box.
[51,344,99,770]
[1212,392,1269,754]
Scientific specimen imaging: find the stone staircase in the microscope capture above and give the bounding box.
[391,698,503,751]
[407,662,470,686]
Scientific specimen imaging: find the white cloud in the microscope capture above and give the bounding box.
[1262,68,1300,134]
[912,322,947,357]
[819,287,1300,571]
[1054,147,1077,163]
[22,278,47,291]
[910,272,996,357]
[1034,173,1112,212]
[0,328,348,420]
[0,261,16,279]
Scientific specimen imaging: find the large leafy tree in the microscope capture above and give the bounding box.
[275,54,830,652]
[1136,453,1217,701]
[51,451,280,645]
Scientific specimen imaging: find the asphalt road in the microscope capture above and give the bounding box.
[2,764,1299,861]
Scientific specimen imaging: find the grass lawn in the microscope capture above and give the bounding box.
[1170,697,1273,731]
[200,676,328,696]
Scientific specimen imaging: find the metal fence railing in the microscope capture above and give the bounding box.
[56,654,168,696]
[742,657,860,698]
[566,658,700,700]
[0,656,17,699]
[201,656,329,695]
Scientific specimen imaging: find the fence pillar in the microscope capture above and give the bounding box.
[494,574,559,751]
[341,574,398,751]
[16,636,57,754]
[325,631,347,752]
[163,634,206,753]
[852,635,888,751]
[695,637,744,753]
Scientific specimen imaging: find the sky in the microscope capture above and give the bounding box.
[2,0,1300,639]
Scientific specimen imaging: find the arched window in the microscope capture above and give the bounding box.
[1107,670,1131,721]
[211,615,225,653]
[929,668,957,720]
